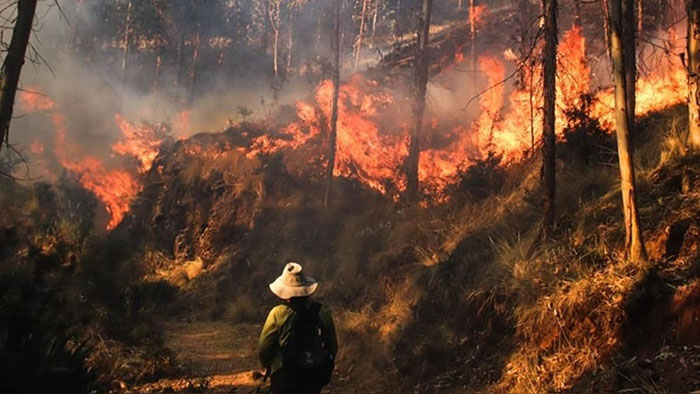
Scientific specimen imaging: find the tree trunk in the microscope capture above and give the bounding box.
[574,0,582,27]
[273,28,279,78]
[622,0,636,130]
[354,0,369,72]
[469,0,477,87]
[268,1,281,79]
[188,30,201,104]
[286,12,294,79]
[324,0,342,208]
[405,0,433,201]
[121,0,133,90]
[542,0,558,237]
[154,54,162,94]
[602,0,612,59]
[370,0,379,48]
[638,0,643,33]
[0,0,38,151]
[608,0,648,264]
[688,0,700,149]
[174,32,184,100]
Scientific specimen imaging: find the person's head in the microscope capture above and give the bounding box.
[269,262,318,300]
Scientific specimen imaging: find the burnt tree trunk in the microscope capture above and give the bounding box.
[324,0,342,208]
[688,0,700,149]
[405,0,433,201]
[0,0,38,151]
[608,0,648,264]
[542,0,558,236]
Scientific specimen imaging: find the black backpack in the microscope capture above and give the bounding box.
[281,302,334,386]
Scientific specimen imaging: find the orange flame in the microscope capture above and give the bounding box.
[20,89,146,230]
[52,112,141,230]
[113,115,164,173]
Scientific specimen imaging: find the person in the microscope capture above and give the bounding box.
[258,262,338,394]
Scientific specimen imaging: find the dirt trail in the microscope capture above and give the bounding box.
[136,320,264,393]
[134,320,366,393]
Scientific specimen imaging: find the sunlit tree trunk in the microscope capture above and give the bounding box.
[354,0,369,71]
[370,0,379,48]
[121,0,133,90]
[622,0,636,130]
[638,0,643,32]
[688,0,700,149]
[268,0,281,79]
[0,0,38,151]
[324,0,342,208]
[608,0,648,264]
[406,0,433,201]
[542,0,557,236]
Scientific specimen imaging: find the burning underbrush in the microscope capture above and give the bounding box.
[3,3,700,392]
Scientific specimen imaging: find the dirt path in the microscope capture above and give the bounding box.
[133,320,367,393]
[136,320,265,393]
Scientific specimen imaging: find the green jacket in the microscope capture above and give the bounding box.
[258,300,338,374]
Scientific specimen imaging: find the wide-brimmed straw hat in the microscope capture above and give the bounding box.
[269,262,318,300]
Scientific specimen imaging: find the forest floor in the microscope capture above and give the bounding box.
[132,320,365,394]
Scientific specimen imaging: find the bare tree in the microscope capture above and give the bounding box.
[608,0,648,264]
[0,0,39,152]
[405,0,433,201]
[267,0,281,79]
[353,0,369,71]
[542,0,557,236]
[688,0,700,149]
[324,0,342,207]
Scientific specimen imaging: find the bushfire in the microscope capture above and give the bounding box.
[19,25,687,230]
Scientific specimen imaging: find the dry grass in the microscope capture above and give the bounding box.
[225,293,261,324]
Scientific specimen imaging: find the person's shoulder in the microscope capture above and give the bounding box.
[269,304,293,319]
